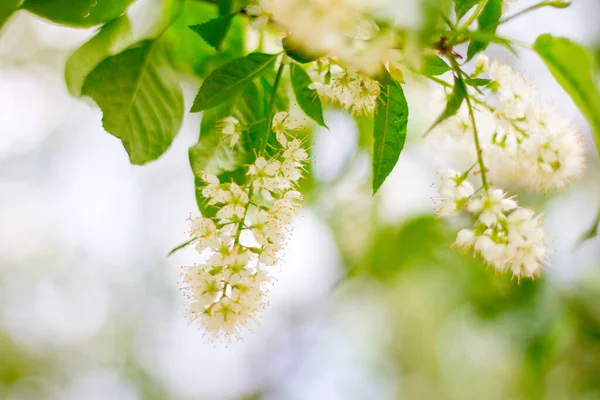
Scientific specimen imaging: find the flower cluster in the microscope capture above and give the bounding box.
[308,61,381,116]
[456,190,547,279]
[246,0,396,75]
[182,112,309,338]
[431,54,586,279]
[434,55,585,192]
[436,173,547,278]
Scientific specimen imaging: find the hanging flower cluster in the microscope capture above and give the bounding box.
[434,55,585,192]
[246,0,395,75]
[432,54,586,279]
[308,60,381,116]
[181,112,309,338]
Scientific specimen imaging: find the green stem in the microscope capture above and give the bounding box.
[233,61,287,245]
[449,57,489,191]
[499,0,564,25]
[458,0,486,30]
[464,92,490,191]
[260,62,286,154]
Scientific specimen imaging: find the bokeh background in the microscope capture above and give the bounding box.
[2,0,600,399]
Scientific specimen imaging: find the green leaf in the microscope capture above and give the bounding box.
[455,0,481,20]
[191,52,279,112]
[162,1,245,78]
[464,77,490,86]
[65,17,134,96]
[190,81,266,215]
[426,76,466,134]
[82,40,184,165]
[282,36,321,64]
[290,64,327,128]
[23,0,134,27]
[467,0,502,60]
[260,72,289,113]
[218,0,249,15]
[534,34,600,156]
[189,14,235,50]
[65,0,184,96]
[372,72,409,194]
[189,102,243,176]
[423,55,451,76]
[0,0,20,31]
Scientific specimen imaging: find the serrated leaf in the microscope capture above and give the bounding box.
[65,17,134,96]
[426,77,466,134]
[534,34,600,156]
[0,0,20,31]
[82,40,184,165]
[65,0,183,96]
[290,64,327,128]
[189,14,234,50]
[467,0,502,60]
[423,55,451,76]
[190,52,279,112]
[455,0,482,20]
[23,0,134,27]
[372,72,409,194]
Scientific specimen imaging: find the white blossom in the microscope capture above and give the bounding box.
[216,116,242,147]
[467,189,517,226]
[272,111,301,146]
[182,111,310,338]
[435,169,474,215]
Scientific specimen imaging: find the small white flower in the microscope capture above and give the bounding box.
[248,157,281,193]
[468,189,517,226]
[217,116,242,147]
[455,229,475,247]
[272,112,301,146]
[270,197,296,223]
[216,183,249,220]
[436,169,474,215]
[283,139,309,162]
[260,243,281,266]
[190,216,221,251]
[251,209,283,245]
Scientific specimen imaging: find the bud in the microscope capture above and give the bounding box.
[473,54,490,77]
[545,0,571,8]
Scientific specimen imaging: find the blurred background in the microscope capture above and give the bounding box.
[2,0,600,399]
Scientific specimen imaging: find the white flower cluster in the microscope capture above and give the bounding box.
[434,55,585,192]
[246,0,396,75]
[436,173,547,278]
[431,54,587,279]
[182,112,308,338]
[308,61,381,116]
